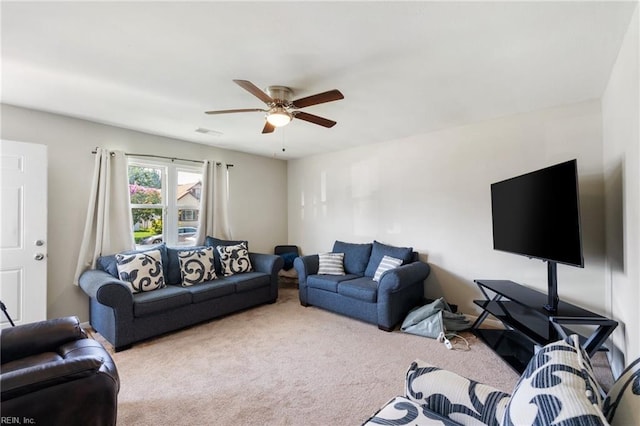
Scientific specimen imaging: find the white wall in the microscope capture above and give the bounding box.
[288,100,607,319]
[0,104,288,321]
[602,5,640,372]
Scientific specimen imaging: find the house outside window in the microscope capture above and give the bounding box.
[128,158,203,247]
[179,209,198,221]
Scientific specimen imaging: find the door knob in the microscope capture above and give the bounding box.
[34,253,45,261]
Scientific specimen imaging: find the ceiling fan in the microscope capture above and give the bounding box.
[205,79,344,134]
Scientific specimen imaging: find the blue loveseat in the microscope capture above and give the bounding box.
[79,239,282,351]
[294,240,431,331]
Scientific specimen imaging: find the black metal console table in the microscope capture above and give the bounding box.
[471,279,618,373]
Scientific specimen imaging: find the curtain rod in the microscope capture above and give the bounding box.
[91,148,234,168]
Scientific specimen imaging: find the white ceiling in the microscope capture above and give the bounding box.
[1,1,636,160]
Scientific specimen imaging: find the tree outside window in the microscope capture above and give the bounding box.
[128,160,202,246]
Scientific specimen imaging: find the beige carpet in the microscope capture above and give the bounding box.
[95,288,523,425]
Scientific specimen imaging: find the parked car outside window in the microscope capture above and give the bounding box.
[142,227,197,245]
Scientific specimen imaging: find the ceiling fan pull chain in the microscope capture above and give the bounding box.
[282,127,286,153]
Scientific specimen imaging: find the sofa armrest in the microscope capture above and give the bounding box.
[1,355,104,401]
[293,255,319,285]
[405,360,511,426]
[378,261,430,293]
[78,270,135,329]
[249,252,282,302]
[79,269,133,305]
[0,317,86,364]
[294,255,319,306]
[249,252,284,275]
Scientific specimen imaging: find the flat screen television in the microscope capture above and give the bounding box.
[490,159,583,312]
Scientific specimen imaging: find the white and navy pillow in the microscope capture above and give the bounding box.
[178,247,216,286]
[115,249,165,293]
[216,242,252,276]
[603,357,640,426]
[405,360,510,425]
[373,255,403,282]
[503,334,607,426]
[317,252,345,275]
[363,396,457,425]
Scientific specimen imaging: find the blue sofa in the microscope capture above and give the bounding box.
[294,240,431,331]
[79,240,283,351]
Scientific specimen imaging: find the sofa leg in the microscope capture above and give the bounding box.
[378,325,394,332]
[300,301,309,307]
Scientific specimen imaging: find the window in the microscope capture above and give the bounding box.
[179,209,198,221]
[128,158,203,247]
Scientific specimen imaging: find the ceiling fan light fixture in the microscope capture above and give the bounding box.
[266,107,292,127]
[205,80,343,133]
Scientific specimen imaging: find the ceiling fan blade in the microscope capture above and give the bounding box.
[205,108,265,115]
[292,89,344,109]
[294,111,337,128]
[262,121,275,134]
[233,79,273,105]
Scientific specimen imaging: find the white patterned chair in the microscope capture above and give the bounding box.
[364,335,639,426]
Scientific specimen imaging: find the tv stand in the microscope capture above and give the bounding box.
[543,261,559,313]
[471,279,617,373]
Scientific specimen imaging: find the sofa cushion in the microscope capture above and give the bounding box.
[373,255,403,282]
[216,242,253,276]
[318,252,345,275]
[228,271,270,293]
[337,277,378,303]
[603,357,640,426]
[184,279,235,303]
[98,243,169,280]
[332,241,372,275]
[363,396,459,426]
[133,285,191,317]
[307,274,359,293]
[177,246,217,286]
[115,249,166,293]
[503,334,606,426]
[365,241,414,277]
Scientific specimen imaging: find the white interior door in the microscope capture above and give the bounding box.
[0,140,48,327]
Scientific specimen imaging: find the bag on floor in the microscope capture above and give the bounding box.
[400,297,470,339]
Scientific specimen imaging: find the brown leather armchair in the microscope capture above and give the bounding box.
[1,316,119,425]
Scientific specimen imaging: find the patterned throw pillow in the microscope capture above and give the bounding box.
[603,357,640,426]
[206,236,249,274]
[373,255,403,282]
[317,252,345,275]
[405,360,511,425]
[503,334,607,426]
[178,247,216,286]
[115,249,165,293]
[363,396,456,426]
[216,242,252,276]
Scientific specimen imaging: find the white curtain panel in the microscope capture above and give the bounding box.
[73,148,135,284]
[196,160,231,245]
